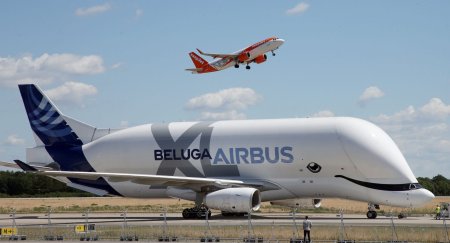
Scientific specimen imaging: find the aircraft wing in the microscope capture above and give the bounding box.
[13,160,278,192]
[196,49,238,59]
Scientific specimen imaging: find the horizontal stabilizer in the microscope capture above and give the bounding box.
[14,160,38,171]
[0,160,56,171]
[0,161,20,170]
[185,68,202,72]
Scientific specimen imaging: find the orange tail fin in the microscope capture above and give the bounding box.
[189,52,208,68]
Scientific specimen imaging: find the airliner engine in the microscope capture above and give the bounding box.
[238,52,251,62]
[254,54,267,64]
[205,188,261,212]
[270,198,322,209]
[167,187,261,214]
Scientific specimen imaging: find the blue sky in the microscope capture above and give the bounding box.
[0,1,449,178]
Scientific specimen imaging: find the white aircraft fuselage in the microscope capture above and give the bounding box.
[80,118,432,208]
[15,84,433,218]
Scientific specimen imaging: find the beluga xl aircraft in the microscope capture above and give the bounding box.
[186,36,284,74]
[1,84,434,219]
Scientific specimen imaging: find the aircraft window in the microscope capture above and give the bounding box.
[307,162,322,173]
[409,183,423,190]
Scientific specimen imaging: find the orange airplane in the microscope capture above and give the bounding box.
[186,37,285,74]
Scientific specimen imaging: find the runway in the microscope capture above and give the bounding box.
[0,212,445,227]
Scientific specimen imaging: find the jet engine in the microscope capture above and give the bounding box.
[205,188,261,212]
[238,52,251,62]
[254,54,267,64]
[270,198,322,209]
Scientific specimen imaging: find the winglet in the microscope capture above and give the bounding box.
[14,160,38,172]
[196,48,205,55]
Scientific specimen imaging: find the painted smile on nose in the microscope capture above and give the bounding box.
[335,175,423,191]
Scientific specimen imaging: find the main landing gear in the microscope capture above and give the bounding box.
[182,205,211,219]
[366,203,380,219]
[234,64,239,68]
[246,64,251,70]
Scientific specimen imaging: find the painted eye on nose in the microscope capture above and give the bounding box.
[307,162,321,173]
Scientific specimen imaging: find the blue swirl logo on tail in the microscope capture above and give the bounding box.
[18,84,121,196]
[19,84,82,146]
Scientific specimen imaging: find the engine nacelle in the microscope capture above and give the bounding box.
[238,52,251,62]
[254,54,267,64]
[270,198,322,209]
[205,188,261,212]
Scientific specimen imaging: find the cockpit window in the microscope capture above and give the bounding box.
[409,183,422,190]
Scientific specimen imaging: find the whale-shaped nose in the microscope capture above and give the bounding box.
[410,188,435,207]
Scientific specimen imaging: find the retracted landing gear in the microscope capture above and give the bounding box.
[182,205,211,219]
[366,203,379,219]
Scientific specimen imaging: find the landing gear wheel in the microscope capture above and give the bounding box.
[182,205,211,219]
[246,65,250,70]
[366,210,377,219]
[272,51,276,56]
[234,64,239,68]
[182,208,189,219]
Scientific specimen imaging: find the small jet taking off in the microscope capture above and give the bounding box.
[186,37,284,74]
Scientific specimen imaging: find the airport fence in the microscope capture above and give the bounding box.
[0,223,449,242]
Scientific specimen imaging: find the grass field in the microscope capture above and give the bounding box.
[0,196,448,214]
[0,197,449,242]
[13,224,450,242]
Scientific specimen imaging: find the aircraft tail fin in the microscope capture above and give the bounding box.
[19,84,85,146]
[189,52,208,68]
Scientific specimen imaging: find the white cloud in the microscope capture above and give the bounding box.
[419,98,450,120]
[186,88,262,111]
[373,98,450,123]
[358,86,384,105]
[286,2,310,15]
[45,81,98,106]
[199,110,247,121]
[111,62,123,69]
[119,121,129,128]
[42,53,105,74]
[0,53,105,87]
[311,110,335,118]
[370,98,450,177]
[75,3,111,16]
[4,135,25,146]
[135,9,144,19]
[186,88,262,120]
